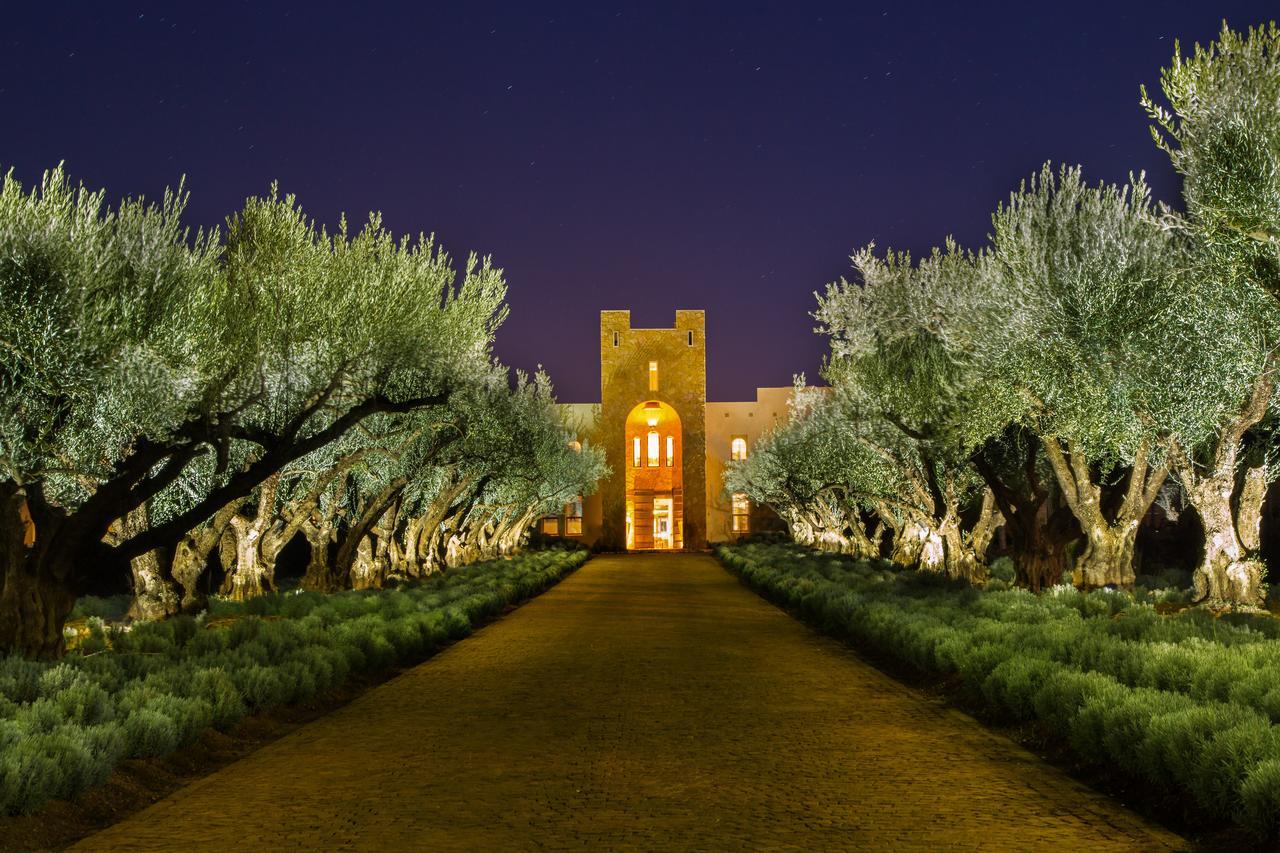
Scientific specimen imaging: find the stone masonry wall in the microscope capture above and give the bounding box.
[598,310,707,549]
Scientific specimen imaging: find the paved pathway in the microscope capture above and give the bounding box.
[77,553,1186,851]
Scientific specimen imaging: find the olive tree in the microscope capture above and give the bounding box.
[815,243,1002,581]
[1142,22,1280,605]
[433,371,605,568]
[0,167,506,657]
[725,383,900,559]
[978,165,1179,588]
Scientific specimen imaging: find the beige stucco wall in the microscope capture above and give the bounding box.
[704,387,794,542]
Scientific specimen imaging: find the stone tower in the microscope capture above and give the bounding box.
[598,310,707,550]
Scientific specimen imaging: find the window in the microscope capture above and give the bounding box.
[613,331,619,347]
[665,435,674,466]
[565,497,583,536]
[541,517,561,536]
[732,493,750,533]
[633,436,641,467]
[688,330,694,346]
[731,436,748,461]
[648,360,658,391]
[647,430,660,467]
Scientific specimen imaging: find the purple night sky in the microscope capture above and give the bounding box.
[3,2,1274,401]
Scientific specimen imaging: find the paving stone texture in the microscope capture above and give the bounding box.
[76,553,1188,851]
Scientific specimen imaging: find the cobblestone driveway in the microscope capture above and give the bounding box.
[76,553,1186,851]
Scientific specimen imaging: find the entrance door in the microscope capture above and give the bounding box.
[653,497,673,549]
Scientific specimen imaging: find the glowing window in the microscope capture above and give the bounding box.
[732,493,750,533]
[633,436,641,467]
[565,497,583,536]
[647,430,660,467]
[665,435,674,466]
[541,517,560,536]
[648,361,658,391]
[731,437,748,461]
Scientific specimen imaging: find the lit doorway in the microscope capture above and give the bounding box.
[653,497,673,549]
[623,400,683,550]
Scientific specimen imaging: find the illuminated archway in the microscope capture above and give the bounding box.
[624,400,683,550]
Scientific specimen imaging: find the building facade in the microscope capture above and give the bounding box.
[540,309,796,550]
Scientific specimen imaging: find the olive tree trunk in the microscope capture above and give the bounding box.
[891,519,929,568]
[0,486,78,658]
[333,477,408,589]
[1171,366,1275,608]
[170,498,246,612]
[971,440,1075,592]
[1042,437,1168,589]
[117,504,180,621]
[221,475,282,601]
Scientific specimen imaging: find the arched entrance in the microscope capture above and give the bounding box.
[624,400,683,550]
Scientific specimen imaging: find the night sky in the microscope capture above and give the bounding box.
[3,2,1275,401]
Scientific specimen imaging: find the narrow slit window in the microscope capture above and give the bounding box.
[665,435,674,466]
[633,436,641,467]
[688,330,694,346]
[613,331,619,347]
[647,430,660,467]
[648,361,658,391]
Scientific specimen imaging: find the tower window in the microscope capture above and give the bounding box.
[732,493,750,532]
[647,430,660,467]
[633,436,641,467]
[665,435,674,466]
[731,436,748,461]
[688,330,694,346]
[648,361,658,391]
[613,331,619,347]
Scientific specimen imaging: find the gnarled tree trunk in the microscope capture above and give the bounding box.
[1181,463,1268,607]
[1042,437,1168,590]
[221,475,281,601]
[891,519,929,568]
[170,498,245,612]
[972,438,1076,592]
[333,477,408,588]
[941,487,1004,584]
[0,486,79,658]
[1172,365,1275,608]
[115,504,180,621]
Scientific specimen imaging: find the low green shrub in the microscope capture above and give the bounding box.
[0,548,587,815]
[69,595,131,623]
[718,542,1280,838]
